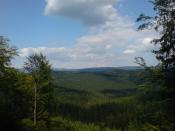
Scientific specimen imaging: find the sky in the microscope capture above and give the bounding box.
[0,0,158,69]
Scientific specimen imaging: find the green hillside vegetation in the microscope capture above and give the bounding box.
[53,70,141,91]
[52,70,141,105]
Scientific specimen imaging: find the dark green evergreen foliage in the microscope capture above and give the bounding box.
[137,0,175,68]
[0,36,25,130]
[137,0,175,130]
[0,69,32,131]
[53,100,138,130]
[137,0,175,91]
[49,116,117,131]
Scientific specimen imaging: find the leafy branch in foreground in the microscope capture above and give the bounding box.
[0,36,17,69]
[137,0,175,69]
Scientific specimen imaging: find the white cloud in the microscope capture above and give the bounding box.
[123,37,155,54]
[14,0,158,68]
[123,49,136,54]
[18,33,156,68]
[18,46,134,68]
[19,47,73,61]
[45,0,119,26]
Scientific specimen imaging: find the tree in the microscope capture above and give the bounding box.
[137,0,175,69]
[0,36,32,130]
[137,1,175,129]
[0,36,17,104]
[0,36,17,72]
[24,53,52,127]
[137,0,175,97]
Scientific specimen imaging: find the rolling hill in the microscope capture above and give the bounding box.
[53,67,143,99]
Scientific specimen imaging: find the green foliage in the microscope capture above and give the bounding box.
[137,1,175,130]
[20,119,34,131]
[21,119,48,131]
[137,0,175,68]
[53,70,140,91]
[50,116,120,131]
[24,53,52,85]
[24,53,53,124]
[0,36,17,69]
[142,123,161,131]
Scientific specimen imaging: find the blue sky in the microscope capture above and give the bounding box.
[0,0,157,68]
[0,0,87,48]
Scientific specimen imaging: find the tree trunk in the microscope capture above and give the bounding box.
[34,83,37,126]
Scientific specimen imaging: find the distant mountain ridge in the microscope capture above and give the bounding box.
[53,66,143,72]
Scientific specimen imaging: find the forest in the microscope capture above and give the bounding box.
[0,0,175,131]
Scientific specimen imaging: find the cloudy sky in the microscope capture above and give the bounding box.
[0,0,158,68]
